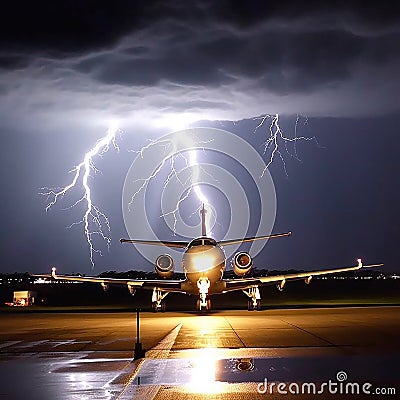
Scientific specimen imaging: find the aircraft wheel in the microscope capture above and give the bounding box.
[151,302,158,313]
[161,302,167,313]
[247,300,254,311]
[196,299,201,312]
[256,300,262,311]
[206,299,211,311]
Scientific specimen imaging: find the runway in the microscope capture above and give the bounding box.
[0,306,398,399]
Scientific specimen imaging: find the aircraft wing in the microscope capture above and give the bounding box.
[32,268,185,293]
[223,259,383,292]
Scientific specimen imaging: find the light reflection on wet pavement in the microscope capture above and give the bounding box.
[1,348,398,399]
[0,308,399,399]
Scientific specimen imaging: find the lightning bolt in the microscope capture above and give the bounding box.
[40,124,120,267]
[254,114,315,177]
[128,135,215,235]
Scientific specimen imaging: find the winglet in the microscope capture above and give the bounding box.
[357,258,384,269]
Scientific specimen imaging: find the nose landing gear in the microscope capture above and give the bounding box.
[196,297,211,312]
[197,278,211,312]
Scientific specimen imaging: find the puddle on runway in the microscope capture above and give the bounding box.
[127,352,400,385]
[0,350,398,399]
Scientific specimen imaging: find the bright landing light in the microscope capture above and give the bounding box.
[194,254,215,272]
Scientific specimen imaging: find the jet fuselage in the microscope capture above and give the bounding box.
[182,236,226,295]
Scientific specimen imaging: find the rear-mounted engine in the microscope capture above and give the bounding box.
[231,252,253,277]
[155,254,174,278]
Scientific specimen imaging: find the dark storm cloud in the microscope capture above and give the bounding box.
[2,1,399,52]
[68,1,400,94]
[0,0,153,53]
[0,0,399,125]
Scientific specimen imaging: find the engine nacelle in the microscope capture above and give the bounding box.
[231,252,253,277]
[155,254,174,278]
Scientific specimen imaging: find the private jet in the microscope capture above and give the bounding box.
[34,205,382,311]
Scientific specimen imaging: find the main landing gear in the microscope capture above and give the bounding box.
[243,286,262,311]
[151,288,169,312]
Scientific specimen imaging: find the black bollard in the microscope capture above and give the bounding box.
[133,308,145,360]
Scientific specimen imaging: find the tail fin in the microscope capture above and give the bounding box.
[200,203,207,236]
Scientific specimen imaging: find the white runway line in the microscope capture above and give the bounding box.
[116,323,182,400]
[0,340,22,349]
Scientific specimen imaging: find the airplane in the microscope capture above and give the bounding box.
[33,204,383,312]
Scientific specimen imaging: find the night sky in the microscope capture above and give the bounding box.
[0,1,399,274]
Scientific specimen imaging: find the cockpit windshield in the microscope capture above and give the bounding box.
[188,238,217,247]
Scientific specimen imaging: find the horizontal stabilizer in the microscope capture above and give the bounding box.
[218,231,292,246]
[120,238,189,249]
